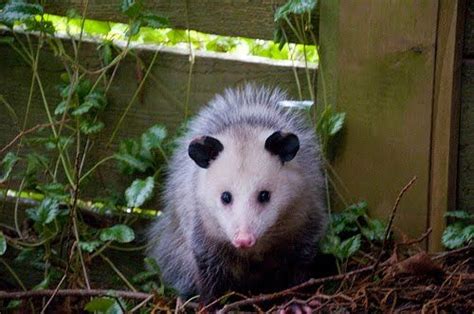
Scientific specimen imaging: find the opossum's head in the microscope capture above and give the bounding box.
[188,128,304,251]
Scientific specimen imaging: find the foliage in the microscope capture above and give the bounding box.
[0,232,6,256]
[442,211,474,249]
[0,0,54,34]
[120,0,169,37]
[114,124,168,175]
[40,13,317,63]
[84,297,124,314]
[125,177,155,208]
[321,202,386,266]
[316,105,346,158]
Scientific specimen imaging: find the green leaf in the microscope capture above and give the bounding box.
[121,0,142,18]
[54,100,69,115]
[337,234,361,260]
[99,42,113,66]
[127,19,142,37]
[442,224,466,249]
[84,297,122,313]
[320,233,340,255]
[0,36,15,44]
[445,210,473,220]
[0,1,44,28]
[141,13,169,29]
[6,300,22,309]
[100,224,135,243]
[79,240,102,253]
[26,198,60,225]
[463,225,474,243]
[38,182,68,201]
[141,124,167,150]
[72,101,96,116]
[0,152,19,183]
[0,232,7,256]
[361,219,386,242]
[125,176,155,207]
[32,275,50,290]
[114,153,151,173]
[80,120,105,134]
[274,0,317,22]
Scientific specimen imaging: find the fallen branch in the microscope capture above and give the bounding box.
[0,289,152,300]
[221,264,378,312]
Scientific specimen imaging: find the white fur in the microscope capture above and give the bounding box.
[147,84,327,297]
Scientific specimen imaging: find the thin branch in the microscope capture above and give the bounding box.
[0,120,70,155]
[0,289,152,300]
[371,176,417,276]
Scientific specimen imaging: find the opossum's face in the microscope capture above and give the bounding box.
[188,129,304,250]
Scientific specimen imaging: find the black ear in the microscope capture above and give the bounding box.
[265,131,300,163]
[188,136,224,168]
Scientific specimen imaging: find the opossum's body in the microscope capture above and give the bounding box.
[147,85,327,302]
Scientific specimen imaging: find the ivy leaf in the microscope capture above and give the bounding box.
[79,240,103,253]
[100,224,135,243]
[80,120,105,134]
[274,0,317,22]
[141,124,167,151]
[337,234,361,260]
[26,198,60,225]
[445,211,473,220]
[125,176,154,207]
[0,232,7,256]
[0,152,19,183]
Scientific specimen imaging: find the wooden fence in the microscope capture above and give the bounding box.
[0,0,470,255]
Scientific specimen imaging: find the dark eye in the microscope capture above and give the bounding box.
[221,191,232,205]
[258,191,271,203]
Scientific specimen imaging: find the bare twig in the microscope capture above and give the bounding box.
[221,264,378,312]
[0,120,70,155]
[0,289,152,300]
[371,176,417,276]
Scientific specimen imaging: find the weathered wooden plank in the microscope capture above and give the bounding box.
[318,0,439,240]
[42,0,318,42]
[463,0,474,56]
[458,60,474,212]
[429,0,465,252]
[0,32,316,200]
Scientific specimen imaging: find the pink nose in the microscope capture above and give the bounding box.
[232,232,256,248]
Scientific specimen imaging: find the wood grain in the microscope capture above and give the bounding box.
[319,0,439,240]
[429,0,465,251]
[42,0,318,42]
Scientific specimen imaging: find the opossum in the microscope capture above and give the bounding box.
[147,84,327,303]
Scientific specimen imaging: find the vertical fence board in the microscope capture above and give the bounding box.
[319,0,439,240]
[429,0,465,251]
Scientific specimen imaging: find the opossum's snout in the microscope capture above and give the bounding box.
[232,231,256,249]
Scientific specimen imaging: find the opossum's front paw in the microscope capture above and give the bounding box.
[278,303,313,314]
